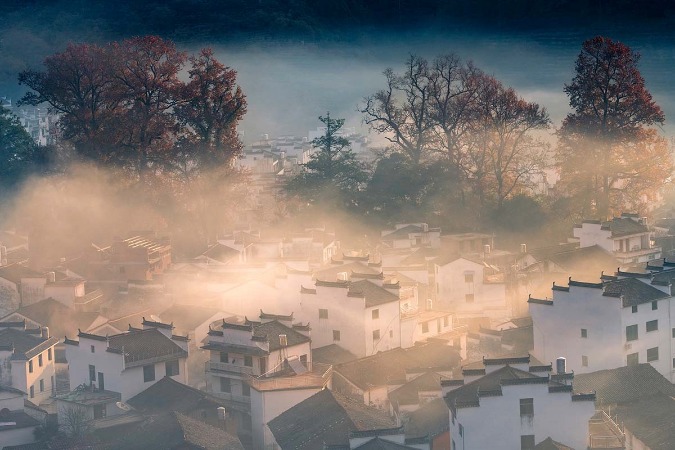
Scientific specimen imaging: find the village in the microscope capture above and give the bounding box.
[2,165,675,450]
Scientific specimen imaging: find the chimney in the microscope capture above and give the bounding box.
[41,327,50,339]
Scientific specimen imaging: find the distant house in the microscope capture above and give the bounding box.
[529,274,674,381]
[388,371,444,419]
[0,385,41,448]
[64,320,189,401]
[404,397,450,450]
[575,364,675,449]
[268,389,398,450]
[433,256,509,320]
[333,342,461,410]
[381,223,441,249]
[0,322,58,404]
[0,265,47,309]
[444,355,595,450]
[573,213,661,264]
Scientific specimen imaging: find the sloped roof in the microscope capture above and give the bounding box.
[388,372,442,406]
[574,364,675,405]
[403,397,449,439]
[336,343,460,391]
[201,243,241,263]
[3,298,102,339]
[348,280,400,307]
[602,277,669,307]
[543,245,618,274]
[399,247,440,266]
[534,437,574,450]
[444,365,541,408]
[353,437,417,449]
[612,394,675,450]
[158,304,223,334]
[106,328,187,364]
[382,225,425,240]
[0,327,58,360]
[314,261,381,281]
[268,389,396,450]
[109,411,243,450]
[0,264,44,284]
[253,320,310,352]
[602,217,648,237]
[313,344,358,365]
[127,376,225,413]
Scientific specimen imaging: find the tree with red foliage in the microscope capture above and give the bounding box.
[557,36,670,218]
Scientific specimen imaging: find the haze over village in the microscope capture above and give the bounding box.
[2,2,675,450]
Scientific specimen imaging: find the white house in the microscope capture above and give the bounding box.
[0,322,58,404]
[573,213,661,264]
[529,274,675,381]
[434,256,509,320]
[444,355,596,450]
[381,223,441,249]
[64,319,189,401]
[0,385,41,448]
[202,313,319,447]
[0,265,47,309]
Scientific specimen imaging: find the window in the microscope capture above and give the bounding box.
[143,364,155,382]
[319,308,328,319]
[452,440,456,450]
[91,345,95,353]
[464,273,474,283]
[166,360,180,377]
[422,322,429,333]
[333,330,341,341]
[94,404,106,419]
[443,316,449,327]
[647,320,658,332]
[672,358,675,369]
[373,329,380,341]
[29,360,33,373]
[389,330,393,338]
[582,355,588,367]
[220,352,229,363]
[626,324,638,341]
[647,347,659,362]
[465,293,474,303]
[220,377,231,393]
[672,328,675,338]
[89,365,96,382]
[300,354,308,366]
[632,305,638,313]
[372,309,379,320]
[521,435,535,450]
[581,328,587,338]
[520,398,534,416]
[30,386,34,399]
[260,357,267,374]
[244,356,253,367]
[39,379,44,392]
[652,301,658,310]
[38,354,43,367]
[98,372,105,391]
[627,353,639,366]
[242,383,251,397]
[459,423,464,437]
[48,348,52,361]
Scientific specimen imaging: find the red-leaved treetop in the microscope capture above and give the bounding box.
[557,36,671,218]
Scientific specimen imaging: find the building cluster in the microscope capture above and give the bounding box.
[0,213,674,449]
[1,97,57,147]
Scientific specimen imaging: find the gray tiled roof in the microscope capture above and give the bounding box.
[254,320,310,351]
[313,344,358,365]
[0,327,58,360]
[107,328,186,364]
[403,397,449,439]
[444,365,541,408]
[574,364,675,405]
[127,376,224,413]
[348,280,400,307]
[388,372,442,406]
[268,389,395,450]
[602,277,669,307]
[4,298,102,339]
[534,437,573,450]
[612,394,675,450]
[602,217,648,237]
[0,264,44,284]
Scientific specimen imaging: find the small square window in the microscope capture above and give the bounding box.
[627,353,639,366]
[372,309,379,319]
[29,360,33,373]
[220,352,229,363]
[373,329,380,341]
[520,398,534,416]
[333,330,341,341]
[422,322,429,333]
[464,273,474,283]
[220,377,231,393]
[89,365,96,382]
[319,308,328,319]
[465,293,474,303]
[647,347,659,362]
[672,328,675,338]
[38,354,43,367]
[91,345,95,353]
[582,355,588,367]
[652,301,658,310]
[166,360,180,377]
[581,328,587,338]
[39,379,44,392]
[244,356,253,367]
[143,364,155,382]
[48,348,52,361]
[626,324,638,341]
[632,305,638,313]
[242,383,250,397]
[647,320,658,332]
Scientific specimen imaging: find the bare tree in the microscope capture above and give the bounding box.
[59,404,93,439]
